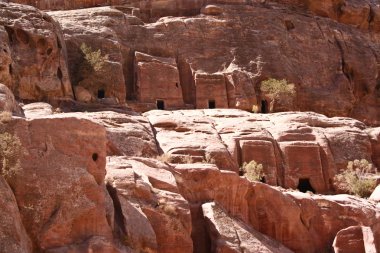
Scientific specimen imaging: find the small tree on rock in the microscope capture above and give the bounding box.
[334,159,377,198]
[260,78,296,112]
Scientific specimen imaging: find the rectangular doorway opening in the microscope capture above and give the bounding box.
[208,100,216,109]
[98,89,105,99]
[156,100,165,110]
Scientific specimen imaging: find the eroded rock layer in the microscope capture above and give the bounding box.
[48,2,380,125]
[0,3,73,101]
[1,107,379,253]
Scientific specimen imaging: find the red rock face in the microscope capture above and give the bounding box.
[0,3,73,102]
[0,106,379,253]
[48,1,380,125]
[0,177,32,253]
[145,109,378,194]
[2,116,120,252]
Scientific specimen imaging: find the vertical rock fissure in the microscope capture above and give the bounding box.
[334,35,353,85]
[189,203,212,253]
[106,184,127,237]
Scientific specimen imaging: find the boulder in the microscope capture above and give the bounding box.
[74,86,93,103]
[201,5,224,16]
[0,83,23,116]
[22,102,53,118]
[333,226,378,253]
[369,186,380,202]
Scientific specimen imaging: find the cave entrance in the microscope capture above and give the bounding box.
[97,89,105,99]
[208,100,216,109]
[260,176,266,183]
[156,100,165,110]
[261,100,268,113]
[297,178,315,193]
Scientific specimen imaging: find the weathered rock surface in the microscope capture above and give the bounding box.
[0,109,379,253]
[83,111,159,157]
[146,109,379,194]
[202,202,293,253]
[333,226,379,253]
[370,185,380,202]
[106,156,193,253]
[0,3,73,102]
[22,102,53,118]
[0,176,32,253]
[171,163,380,253]
[2,115,121,252]
[0,83,23,115]
[48,2,380,124]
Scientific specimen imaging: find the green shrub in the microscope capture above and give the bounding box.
[260,78,295,97]
[334,159,377,198]
[260,78,296,108]
[0,132,22,179]
[80,43,109,75]
[241,160,265,182]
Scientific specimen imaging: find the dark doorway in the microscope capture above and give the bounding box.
[260,176,266,184]
[156,100,165,110]
[297,178,315,193]
[261,100,268,113]
[208,100,216,109]
[97,89,105,99]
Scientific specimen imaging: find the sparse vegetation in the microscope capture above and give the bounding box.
[79,43,109,75]
[157,198,178,216]
[241,160,265,182]
[0,111,12,124]
[334,159,377,198]
[0,132,22,179]
[156,153,194,164]
[202,153,216,164]
[251,105,259,113]
[260,78,296,110]
[156,153,174,163]
[180,155,193,164]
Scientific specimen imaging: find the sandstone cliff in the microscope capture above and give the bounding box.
[0,1,380,253]
[0,1,380,124]
[1,105,379,253]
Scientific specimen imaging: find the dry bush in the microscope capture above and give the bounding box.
[158,198,177,216]
[0,132,22,179]
[157,153,194,164]
[80,43,109,75]
[180,155,193,164]
[334,159,377,198]
[251,105,260,113]
[156,153,174,163]
[202,153,216,164]
[0,111,12,124]
[241,160,264,182]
